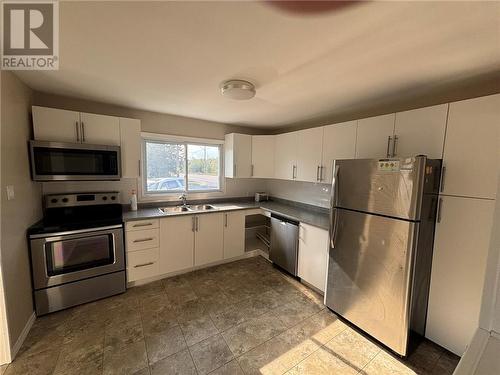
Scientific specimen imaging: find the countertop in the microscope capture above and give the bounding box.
[122,198,330,230]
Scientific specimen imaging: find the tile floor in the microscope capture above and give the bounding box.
[4,256,459,375]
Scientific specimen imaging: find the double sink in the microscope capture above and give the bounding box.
[159,204,217,214]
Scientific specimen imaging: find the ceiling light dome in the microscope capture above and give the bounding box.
[220,80,256,100]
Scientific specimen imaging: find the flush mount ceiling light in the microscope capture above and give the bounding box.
[220,80,256,100]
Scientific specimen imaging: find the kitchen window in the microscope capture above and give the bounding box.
[143,135,223,194]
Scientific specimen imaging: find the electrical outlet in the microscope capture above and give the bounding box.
[6,185,15,201]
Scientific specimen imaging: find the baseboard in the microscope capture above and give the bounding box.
[10,311,35,361]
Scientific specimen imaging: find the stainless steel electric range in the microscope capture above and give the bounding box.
[28,192,126,316]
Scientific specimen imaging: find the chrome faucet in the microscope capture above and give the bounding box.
[179,193,188,207]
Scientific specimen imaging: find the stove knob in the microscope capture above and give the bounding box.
[51,198,58,204]
[62,198,68,203]
[111,196,116,200]
[102,196,108,201]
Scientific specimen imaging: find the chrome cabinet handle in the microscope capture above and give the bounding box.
[292,165,297,179]
[233,164,236,177]
[318,166,324,182]
[134,262,154,268]
[75,122,80,142]
[437,198,443,223]
[81,122,85,142]
[392,135,398,157]
[251,164,254,177]
[138,160,141,177]
[192,216,195,232]
[440,166,446,192]
[316,165,320,181]
[386,136,392,157]
[195,217,199,232]
[133,237,153,243]
[133,223,152,227]
[224,213,228,227]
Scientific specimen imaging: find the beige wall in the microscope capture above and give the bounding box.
[0,72,41,352]
[32,91,270,139]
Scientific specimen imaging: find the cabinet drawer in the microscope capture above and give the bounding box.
[126,219,159,231]
[127,247,159,282]
[126,229,159,252]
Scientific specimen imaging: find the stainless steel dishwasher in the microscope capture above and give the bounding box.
[270,214,299,276]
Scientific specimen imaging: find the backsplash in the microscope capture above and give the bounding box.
[265,179,331,208]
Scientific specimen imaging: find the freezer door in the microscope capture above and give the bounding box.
[334,157,426,220]
[325,208,418,356]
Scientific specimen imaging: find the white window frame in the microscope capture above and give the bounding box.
[141,132,224,199]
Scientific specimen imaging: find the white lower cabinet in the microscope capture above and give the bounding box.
[159,215,195,274]
[125,219,161,282]
[426,195,496,355]
[297,223,329,292]
[127,248,160,282]
[195,213,224,266]
[223,211,246,259]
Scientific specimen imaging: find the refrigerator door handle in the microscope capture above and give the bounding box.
[329,163,340,248]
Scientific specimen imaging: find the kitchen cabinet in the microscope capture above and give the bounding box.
[225,133,252,178]
[298,223,329,292]
[296,127,324,183]
[393,104,448,159]
[274,131,298,180]
[79,112,120,146]
[223,211,246,259]
[356,114,395,159]
[32,106,80,143]
[159,215,195,274]
[127,248,160,282]
[125,218,160,282]
[251,135,275,178]
[195,213,224,266]
[441,94,499,200]
[426,195,495,355]
[120,117,142,178]
[321,120,357,184]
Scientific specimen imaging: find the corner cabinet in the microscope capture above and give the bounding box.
[225,133,252,178]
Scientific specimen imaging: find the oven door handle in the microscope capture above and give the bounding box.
[29,224,124,240]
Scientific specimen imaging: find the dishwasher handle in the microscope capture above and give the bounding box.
[270,213,299,227]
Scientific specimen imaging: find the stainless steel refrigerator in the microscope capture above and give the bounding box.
[324,156,441,356]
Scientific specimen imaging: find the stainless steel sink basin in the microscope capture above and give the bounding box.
[190,204,217,211]
[159,205,192,213]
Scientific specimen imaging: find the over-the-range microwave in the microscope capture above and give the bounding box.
[29,140,121,181]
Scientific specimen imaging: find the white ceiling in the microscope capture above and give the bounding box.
[16,1,500,128]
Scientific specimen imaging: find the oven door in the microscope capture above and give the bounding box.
[29,225,125,289]
[29,140,121,181]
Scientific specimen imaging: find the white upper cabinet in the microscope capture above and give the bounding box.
[251,135,275,178]
[223,211,246,259]
[79,112,120,146]
[194,213,224,266]
[441,94,500,200]
[296,127,324,183]
[274,131,298,180]
[225,133,252,178]
[393,104,448,159]
[356,114,396,159]
[32,106,80,143]
[119,118,141,178]
[321,120,357,184]
[426,195,495,355]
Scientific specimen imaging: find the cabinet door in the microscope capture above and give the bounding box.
[80,112,121,145]
[356,114,395,159]
[296,127,323,182]
[426,195,495,355]
[394,104,448,159]
[224,133,252,178]
[223,211,246,259]
[251,135,275,178]
[195,213,224,266]
[120,118,141,178]
[442,94,500,200]
[159,216,195,274]
[298,223,329,292]
[321,121,357,184]
[274,132,298,180]
[32,106,80,143]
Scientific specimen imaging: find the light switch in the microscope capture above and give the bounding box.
[6,185,14,201]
